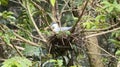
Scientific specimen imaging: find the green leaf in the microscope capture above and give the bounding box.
[50,0,56,7]
[57,59,63,66]
[70,66,77,67]
[65,31,71,35]
[0,12,2,16]
[109,39,120,47]
[107,5,114,13]
[111,31,120,38]
[49,59,56,62]
[73,17,78,20]
[101,1,110,5]
[7,16,16,20]
[2,57,32,67]
[95,15,106,22]
[116,50,120,56]
[0,31,3,36]
[3,34,11,45]
[115,4,120,12]
[101,1,111,9]
[23,45,40,56]
[83,22,94,29]
[0,0,8,6]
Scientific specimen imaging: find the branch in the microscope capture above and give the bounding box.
[11,43,23,57]
[11,23,45,42]
[59,0,70,21]
[13,32,39,47]
[84,27,120,39]
[0,24,41,47]
[0,37,24,50]
[83,22,120,32]
[70,0,89,33]
[26,1,47,43]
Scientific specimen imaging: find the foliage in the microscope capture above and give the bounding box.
[0,0,8,6]
[116,50,120,56]
[0,0,120,67]
[1,57,32,67]
[101,0,120,13]
[109,30,120,47]
[0,11,16,24]
[83,15,108,29]
[23,45,40,56]
[42,59,63,67]
[50,0,56,7]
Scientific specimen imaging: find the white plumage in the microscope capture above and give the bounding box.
[51,22,72,33]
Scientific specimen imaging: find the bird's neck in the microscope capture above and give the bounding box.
[54,24,59,29]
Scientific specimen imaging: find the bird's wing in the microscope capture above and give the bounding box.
[60,27,72,31]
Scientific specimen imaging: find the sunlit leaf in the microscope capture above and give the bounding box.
[57,59,63,66]
[107,5,114,13]
[95,15,106,22]
[65,31,71,35]
[2,57,32,67]
[3,34,10,45]
[116,50,120,56]
[0,32,3,36]
[50,0,56,7]
[109,39,120,47]
[70,66,77,67]
[83,22,94,29]
[0,13,2,16]
[0,0,8,6]
[23,45,40,56]
[49,59,56,62]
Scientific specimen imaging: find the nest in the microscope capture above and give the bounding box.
[48,33,74,56]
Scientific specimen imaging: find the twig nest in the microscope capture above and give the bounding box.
[48,32,73,56]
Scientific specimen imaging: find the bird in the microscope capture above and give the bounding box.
[51,22,72,33]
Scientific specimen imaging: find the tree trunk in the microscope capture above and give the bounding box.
[86,33,104,67]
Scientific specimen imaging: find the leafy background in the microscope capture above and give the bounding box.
[0,0,120,67]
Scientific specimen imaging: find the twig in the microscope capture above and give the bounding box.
[0,37,24,50]
[0,58,5,62]
[88,52,115,57]
[17,0,26,9]
[84,27,120,39]
[83,22,120,32]
[70,0,89,33]
[31,1,59,33]
[0,30,23,57]
[0,26,25,50]
[31,0,45,13]
[13,32,39,47]
[0,24,45,48]
[59,0,70,20]
[11,24,45,42]
[26,1,47,43]
[88,40,117,59]
[62,8,81,13]
[11,43,23,57]
[10,44,25,51]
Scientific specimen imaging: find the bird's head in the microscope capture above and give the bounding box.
[51,22,59,29]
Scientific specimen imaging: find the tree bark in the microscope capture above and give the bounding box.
[86,33,104,67]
